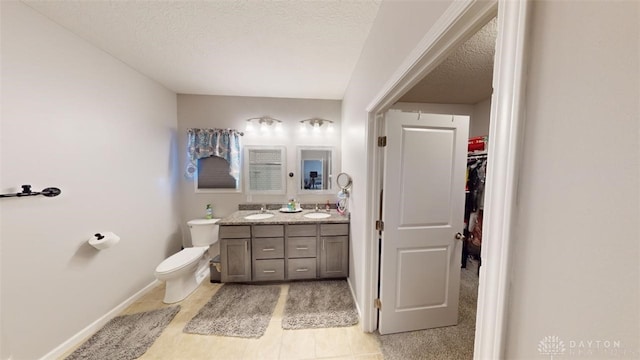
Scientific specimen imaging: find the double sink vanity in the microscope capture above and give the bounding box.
[218,209,349,283]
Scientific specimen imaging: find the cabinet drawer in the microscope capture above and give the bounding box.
[252,237,284,260]
[320,223,349,236]
[253,259,285,281]
[287,258,317,280]
[288,224,317,237]
[254,225,284,238]
[219,225,251,239]
[287,237,317,258]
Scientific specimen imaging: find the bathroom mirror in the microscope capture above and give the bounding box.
[336,172,352,190]
[244,146,286,194]
[298,147,333,193]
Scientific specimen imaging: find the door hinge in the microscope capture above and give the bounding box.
[375,220,384,231]
[374,298,382,310]
[377,136,387,147]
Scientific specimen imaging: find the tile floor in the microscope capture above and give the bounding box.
[62,281,383,360]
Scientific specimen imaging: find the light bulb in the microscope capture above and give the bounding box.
[327,123,335,132]
[299,122,307,133]
[313,122,320,133]
[275,122,283,133]
[260,121,268,132]
[245,121,254,132]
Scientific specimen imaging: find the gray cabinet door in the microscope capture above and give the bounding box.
[221,238,251,282]
[319,236,349,278]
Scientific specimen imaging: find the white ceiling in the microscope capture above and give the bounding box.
[22,1,495,103]
[23,0,381,100]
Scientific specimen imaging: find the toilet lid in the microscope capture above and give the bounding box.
[187,218,220,226]
[155,247,206,274]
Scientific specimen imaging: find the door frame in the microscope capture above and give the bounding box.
[362,0,530,358]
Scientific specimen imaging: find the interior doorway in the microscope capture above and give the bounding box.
[375,16,496,356]
[363,1,531,358]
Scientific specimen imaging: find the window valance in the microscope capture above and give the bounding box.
[185,128,242,180]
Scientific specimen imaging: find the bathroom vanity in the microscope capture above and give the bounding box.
[217,210,349,282]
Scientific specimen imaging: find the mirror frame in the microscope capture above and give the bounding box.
[297,146,335,195]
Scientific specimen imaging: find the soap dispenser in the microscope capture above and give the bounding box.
[205,204,213,219]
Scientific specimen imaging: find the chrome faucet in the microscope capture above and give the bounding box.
[260,204,267,213]
[315,203,319,212]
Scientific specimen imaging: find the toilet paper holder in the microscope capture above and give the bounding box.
[88,232,120,250]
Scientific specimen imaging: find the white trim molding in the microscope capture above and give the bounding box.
[363,0,530,358]
[474,1,530,359]
[40,280,160,360]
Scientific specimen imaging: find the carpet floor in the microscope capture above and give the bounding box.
[377,258,480,360]
[282,279,359,330]
[65,305,180,360]
[183,283,280,338]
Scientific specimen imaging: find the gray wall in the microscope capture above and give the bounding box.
[505,1,639,357]
[0,2,180,359]
[471,97,491,138]
[341,0,455,318]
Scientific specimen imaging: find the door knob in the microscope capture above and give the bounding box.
[455,232,465,240]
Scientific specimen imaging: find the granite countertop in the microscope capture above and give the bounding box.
[219,209,350,225]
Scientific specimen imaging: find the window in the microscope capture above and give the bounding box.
[244,146,286,194]
[185,128,243,193]
[195,156,241,192]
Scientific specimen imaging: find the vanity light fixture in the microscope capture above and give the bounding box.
[245,116,283,133]
[299,118,335,133]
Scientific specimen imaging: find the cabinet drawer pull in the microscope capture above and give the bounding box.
[262,248,275,252]
[262,270,276,273]
[295,246,308,250]
[295,268,309,272]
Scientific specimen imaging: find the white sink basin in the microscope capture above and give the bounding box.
[244,213,275,220]
[304,212,332,219]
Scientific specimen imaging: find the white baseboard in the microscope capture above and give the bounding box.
[40,280,160,360]
[346,277,364,330]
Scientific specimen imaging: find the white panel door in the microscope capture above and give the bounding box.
[379,110,469,335]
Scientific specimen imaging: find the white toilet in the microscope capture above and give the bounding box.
[155,218,220,303]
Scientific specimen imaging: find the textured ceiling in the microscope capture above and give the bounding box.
[22,1,495,103]
[399,17,497,105]
[23,0,381,99]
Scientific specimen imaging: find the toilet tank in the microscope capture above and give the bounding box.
[187,219,220,247]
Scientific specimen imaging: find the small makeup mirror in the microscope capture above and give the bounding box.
[336,172,352,191]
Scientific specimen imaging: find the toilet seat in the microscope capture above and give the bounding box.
[155,247,207,275]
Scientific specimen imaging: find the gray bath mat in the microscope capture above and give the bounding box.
[184,283,280,338]
[282,280,358,329]
[65,305,180,360]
